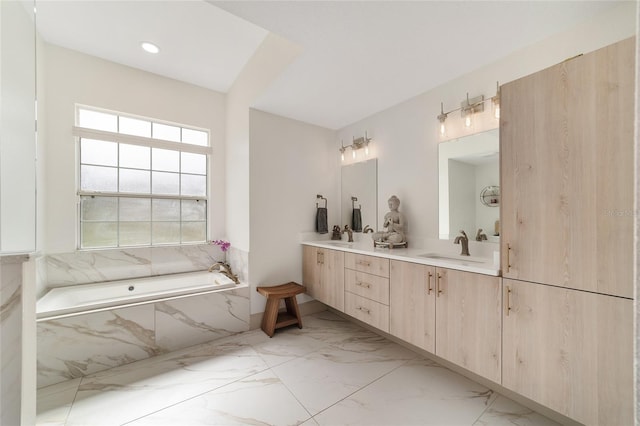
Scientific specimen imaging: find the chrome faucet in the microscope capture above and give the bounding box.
[454,230,470,256]
[475,228,488,242]
[208,261,240,284]
[343,225,354,242]
[363,225,374,233]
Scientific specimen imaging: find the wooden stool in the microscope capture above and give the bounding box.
[256,282,306,337]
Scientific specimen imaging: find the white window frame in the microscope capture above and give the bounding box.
[74,105,211,249]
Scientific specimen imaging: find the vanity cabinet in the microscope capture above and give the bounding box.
[434,268,501,384]
[344,253,390,332]
[389,260,501,383]
[389,261,436,352]
[502,279,632,425]
[302,246,344,311]
[500,37,634,298]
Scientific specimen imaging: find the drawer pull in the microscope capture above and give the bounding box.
[356,281,371,289]
[317,251,324,265]
[357,306,371,314]
[506,286,512,316]
[436,273,443,297]
[356,260,371,267]
[506,243,512,272]
[427,271,433,295]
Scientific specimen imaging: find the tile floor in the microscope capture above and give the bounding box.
[37,311,560,426]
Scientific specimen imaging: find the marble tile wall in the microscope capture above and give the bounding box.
[37,285,250,388]
[0,255,28,425]
[45,244,228,288]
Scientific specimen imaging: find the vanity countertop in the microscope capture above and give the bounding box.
[302,240,501,276]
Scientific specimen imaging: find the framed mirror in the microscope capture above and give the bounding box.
[438,129,499,241]
[341,159,377,233]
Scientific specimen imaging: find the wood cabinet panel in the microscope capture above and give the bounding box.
[345,253,389,277]
[502,279,632,425]
[435,268,502,384]
[345,269,389,305]
[302,246,344,311]
[500,37,634,298]
[389,261,436,353]
[345,291,389,332]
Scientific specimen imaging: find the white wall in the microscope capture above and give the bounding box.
[0,0,36,253]
[336,2,636,244]
[249,109,337,314]
[42,44,227,253]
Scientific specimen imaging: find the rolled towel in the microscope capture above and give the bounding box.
[352,208,362,232]
[316,207,328,234]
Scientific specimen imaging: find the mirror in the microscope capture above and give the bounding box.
[341,159,377,233]
[438,129,499,241]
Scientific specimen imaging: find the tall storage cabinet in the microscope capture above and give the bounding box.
[500,37,634,424]
[501,37,634,298]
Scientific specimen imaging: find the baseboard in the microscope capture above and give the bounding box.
[249,299,328,330]
[326,307,581,426]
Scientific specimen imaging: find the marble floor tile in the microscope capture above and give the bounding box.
[474,395,561,426]
[125,370,311,425]
[272,340,416,415]
[313,358,497,426]
[63,341,269,425]
[36,378,81,426]
[37,311,561,426]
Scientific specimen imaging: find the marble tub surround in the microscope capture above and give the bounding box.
[37,311,560,426]
[37,285,250,388]
[45,244,227,288]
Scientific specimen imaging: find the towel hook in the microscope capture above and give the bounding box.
[316,194,327,209]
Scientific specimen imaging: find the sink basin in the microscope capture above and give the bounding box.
[324,241,354,248]
[417,253,486,264]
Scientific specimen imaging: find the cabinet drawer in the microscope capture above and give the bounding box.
[345,253,389,277]
[345,291,389,332]
[345,270,389,305]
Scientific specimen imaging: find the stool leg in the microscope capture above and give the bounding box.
[262,297,279,337]
[284,296,303,329]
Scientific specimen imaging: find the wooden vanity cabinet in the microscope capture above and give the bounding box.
[344,253,390,332]
[434,268,502,384]
[302,246,344,311]
[389,261,436,353]
[502,279,633,425]
[389,260,501,383]
[500,37,634,298]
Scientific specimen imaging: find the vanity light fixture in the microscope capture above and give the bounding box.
[491,81,501,120]
[437,102,448,137]
[141,41,160,54]
[339,133,372,162]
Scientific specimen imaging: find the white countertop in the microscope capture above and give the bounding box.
[302,240,501,276]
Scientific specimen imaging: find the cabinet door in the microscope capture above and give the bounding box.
[502,279,632,425]
[501,37,634,298]
[302,246,321,299]
[389,261,435,352]
[320,248,345,311]
[435,268,501,383]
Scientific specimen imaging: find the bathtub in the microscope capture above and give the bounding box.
[36,271,237,321]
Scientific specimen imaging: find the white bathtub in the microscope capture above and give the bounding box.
[36,271,237,321]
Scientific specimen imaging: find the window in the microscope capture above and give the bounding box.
[75,106,210,249]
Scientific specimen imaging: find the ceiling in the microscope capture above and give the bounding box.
[35,1,625,130]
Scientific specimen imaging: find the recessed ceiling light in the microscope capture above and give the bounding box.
[141,42,160,54]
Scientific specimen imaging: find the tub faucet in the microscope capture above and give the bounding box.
[454,230,470,256]
[475,228,488,242]
[363,225,374,233]
[208,261,240,284]
[343,225,354,242]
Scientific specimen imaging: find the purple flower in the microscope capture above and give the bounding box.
[209,239,230,252]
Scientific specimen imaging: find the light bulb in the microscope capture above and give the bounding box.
[341,151,345,162]
[493,102,500,119]
[352,149,356,159]
[365,145,369,156]
[439,121,446,137]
